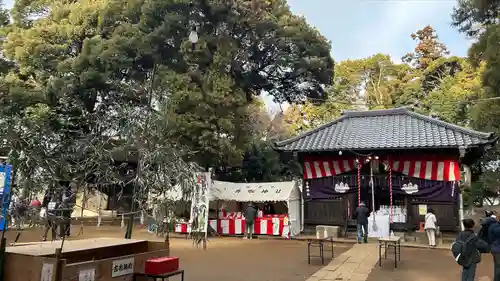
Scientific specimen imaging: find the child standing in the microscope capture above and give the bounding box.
[452,219,490,281]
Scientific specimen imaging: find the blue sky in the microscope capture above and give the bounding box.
[262,0,472,113]
[288,0,471,62]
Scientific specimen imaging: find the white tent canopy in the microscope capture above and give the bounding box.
[211,181,299,202]
[145,179,303,237]
[211,180,302,237]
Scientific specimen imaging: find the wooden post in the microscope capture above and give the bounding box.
[80,187,86,219]
[343,195,349,238]
[404,196,411,233]
[165,224,170,256]
[125,187,135,239]
[54,248,62,281]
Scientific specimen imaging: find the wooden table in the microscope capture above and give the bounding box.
[378,236,401,268]
[133,269,184,281]
[307,237,334,265]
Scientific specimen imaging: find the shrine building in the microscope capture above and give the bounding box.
[274,107,497,233]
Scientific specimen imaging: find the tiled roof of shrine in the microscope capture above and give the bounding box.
[274,107,496,152]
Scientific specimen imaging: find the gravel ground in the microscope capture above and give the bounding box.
[1,226,353,281]
[367,247,493,281]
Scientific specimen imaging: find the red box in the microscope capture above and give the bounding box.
[144,256,179,275]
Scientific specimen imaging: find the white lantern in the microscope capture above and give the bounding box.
[188,30,199,44]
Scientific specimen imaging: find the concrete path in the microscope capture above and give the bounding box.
[306,243,379,281]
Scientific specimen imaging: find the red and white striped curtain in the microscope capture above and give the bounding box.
[303,157,357,179]
[303,157,461,182]
[383,159,461,181]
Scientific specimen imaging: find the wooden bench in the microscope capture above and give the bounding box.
[307,237,334,265]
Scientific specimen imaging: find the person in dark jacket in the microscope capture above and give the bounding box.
[456,218,490,281]
[479,210,497,244]
[243,203,257,240]
[60,186,76,237]
[488,215,500,281]
[353,202,370,243]
[13,197,27,230]
[42,189,60,241]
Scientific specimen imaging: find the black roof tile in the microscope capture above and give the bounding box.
[274,107,496,152]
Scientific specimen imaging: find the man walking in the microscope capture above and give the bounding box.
[60,185,76,237]
[13,197,27,230]
[244,202,257,240]
[354,202,370,243]
[42,189,59,241]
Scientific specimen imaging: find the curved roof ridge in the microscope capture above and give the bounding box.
[405,110,493,139]
[342,106,412,117]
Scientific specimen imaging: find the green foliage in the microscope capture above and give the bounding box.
[0,0,334,197]
[451,0,500,167]
[452,0,500,37]
[402,25,450,69]
[161,69,251,168]
[216,140,300,183]
[395,27,482,126]
[278,24,485,145]
[1,0,498,206]
[334,54,406,109]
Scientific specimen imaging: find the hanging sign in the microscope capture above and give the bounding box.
[334,182,349,193]
[79,268,95,281]
[111,257,134,277]
[189,172,211,237]
[401,182,419,194]
[418,204,428,216]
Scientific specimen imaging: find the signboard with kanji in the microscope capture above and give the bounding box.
[111,257,134,277]
[189,172,211,236]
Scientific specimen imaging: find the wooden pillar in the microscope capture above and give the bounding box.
[459,165,471,231]
[405,196,412,233]
[343,195,348,222]
[54,248,62,281]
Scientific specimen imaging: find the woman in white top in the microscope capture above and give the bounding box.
[424,208,437,247]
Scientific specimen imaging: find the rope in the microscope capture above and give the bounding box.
[357,158,361,207]
[388,158,393,224]
[370,159,377,231]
